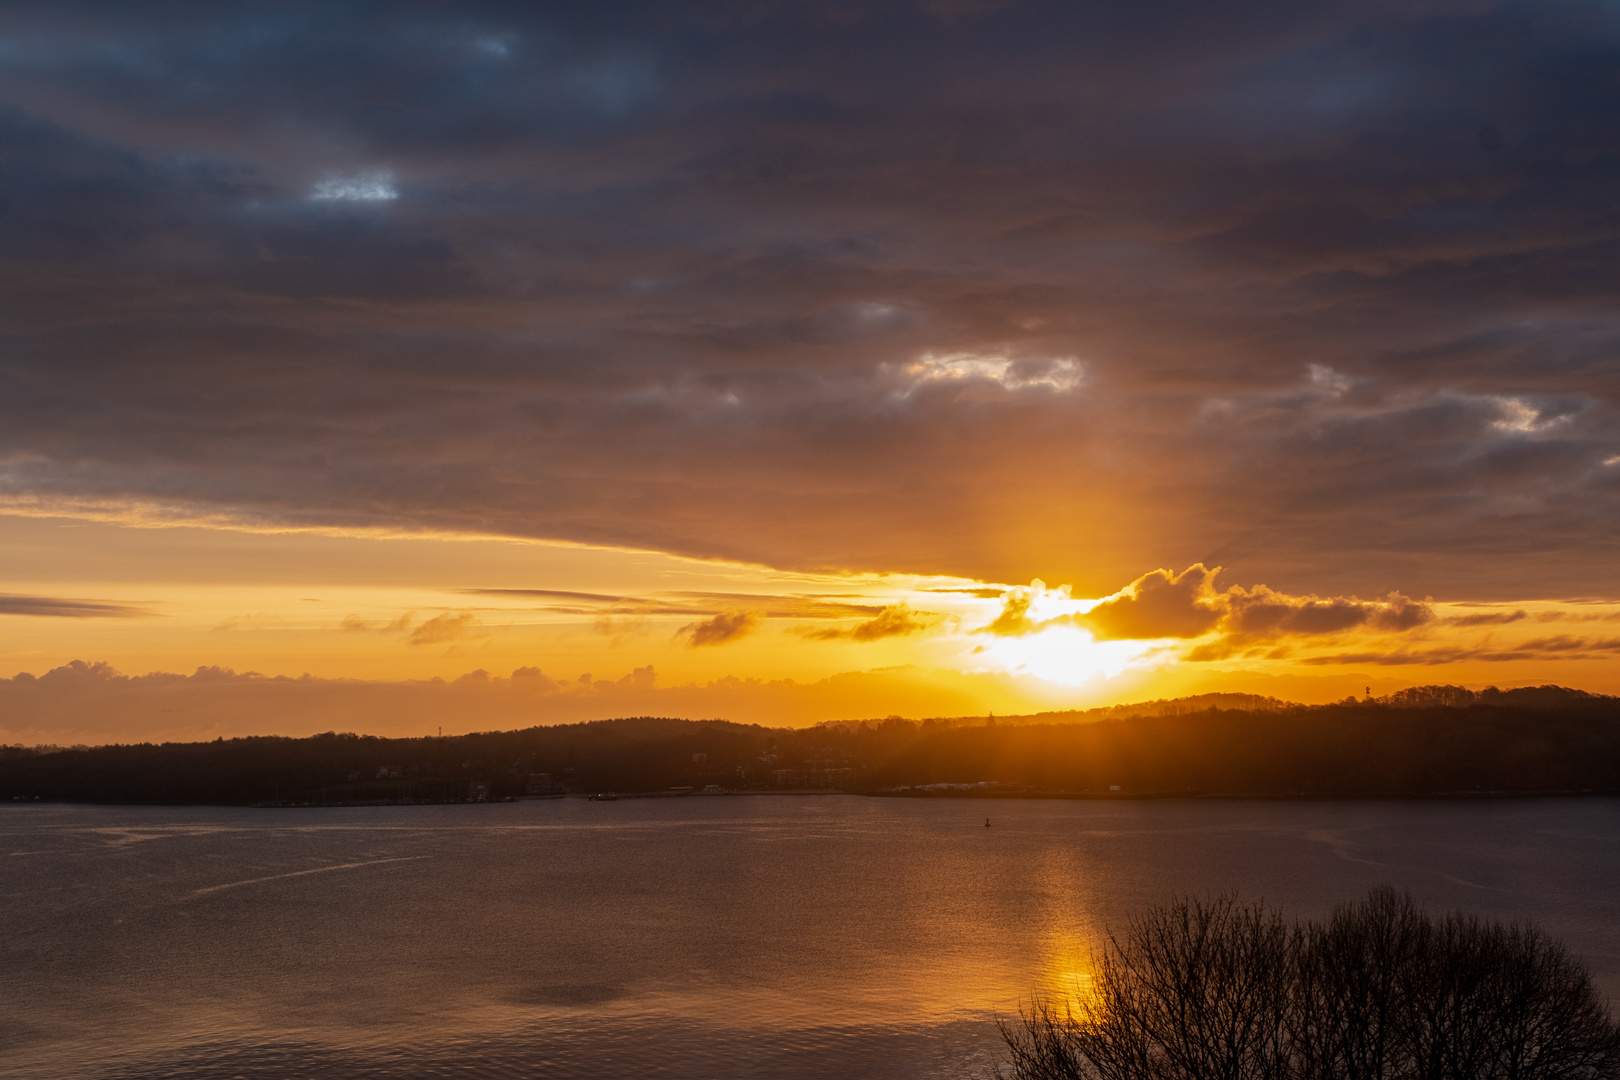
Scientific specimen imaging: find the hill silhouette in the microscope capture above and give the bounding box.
[1,685,1616,805]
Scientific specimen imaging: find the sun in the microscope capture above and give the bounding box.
[971,625,1159,686]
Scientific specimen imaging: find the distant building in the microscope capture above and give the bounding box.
[468,781,489,801]
[691,752,708,765]
[771,767,853,789]
[525,773,562,796]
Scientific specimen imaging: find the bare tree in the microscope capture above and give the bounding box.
[1403,914,1620,1080]
[1002,896,1292,1080]
[1000,890,1619,1080]
[1291,885,1425,1080]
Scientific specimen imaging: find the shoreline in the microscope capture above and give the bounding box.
[6,787,1620,809]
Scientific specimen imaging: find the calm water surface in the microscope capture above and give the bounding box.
[3,796,1618,1079]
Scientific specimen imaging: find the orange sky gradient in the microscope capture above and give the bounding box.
[5,511,1617,744]
[3,3,1618,744]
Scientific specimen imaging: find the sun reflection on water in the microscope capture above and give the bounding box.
[1038,927,1099,1005]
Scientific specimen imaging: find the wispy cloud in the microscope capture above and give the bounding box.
[0,595,148,618]
[407,613,479,646]
[464,588,878,619]
[899,352,1083,394]
[1302,636,1620,666]
[309,172,397,202]
[1442,610,1529,627]
[804,604,944,642]
[679,611,760,647]
[465,588,631,604]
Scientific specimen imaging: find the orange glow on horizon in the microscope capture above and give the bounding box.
[2,511,1619,744]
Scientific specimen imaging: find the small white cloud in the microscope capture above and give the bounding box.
[569,58,656,113]
[1307,364,1351,396]
[1603,455,1620,467]
[853,301,901,323]
[1490,397,1566,434]
[903,350,1083,393]
[475,34,514,58]
[310,172,398,202]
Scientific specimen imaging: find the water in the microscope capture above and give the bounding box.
[3,796,1618,1079]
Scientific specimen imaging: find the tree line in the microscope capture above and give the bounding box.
[0,686,1616,804]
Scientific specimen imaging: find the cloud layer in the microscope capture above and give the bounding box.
[982,564,1435,660]
[0,659,1024,743]
[0,2,1616,598]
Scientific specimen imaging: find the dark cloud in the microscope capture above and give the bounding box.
[668,593,882,618]
[1082,566,1224,641]
[1444,610,1529,627]
[465,588,631,603]
[0,2,1617,597]
[465,588,877,618]
[1537,610,1620,623]
[978,563,1436,654]
[407,612,479,645]
[1067,564,1434,648]
[1303,635,1620,666]
[804,603,943,641]
[679,610,760,646]
[980,590,1037,637]
[0,594,147,617]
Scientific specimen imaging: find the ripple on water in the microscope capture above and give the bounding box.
[88,1021,1008,1080]
[5,798,1618,1080]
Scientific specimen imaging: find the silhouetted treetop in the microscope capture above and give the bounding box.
[1002,889,1620,1080]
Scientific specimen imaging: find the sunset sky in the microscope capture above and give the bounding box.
[3,1,1619,741]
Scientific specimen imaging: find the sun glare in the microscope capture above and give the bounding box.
[971,625,1156,686]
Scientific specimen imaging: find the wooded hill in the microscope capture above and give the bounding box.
[1,685,1617,805]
